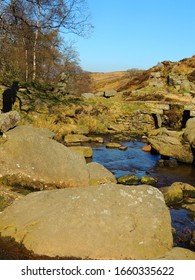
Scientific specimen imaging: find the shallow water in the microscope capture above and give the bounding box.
[90,138,195,186]
[91,140,159,178]
[90,138,195,250]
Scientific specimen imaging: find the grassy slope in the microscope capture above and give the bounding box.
[1,56,195,138]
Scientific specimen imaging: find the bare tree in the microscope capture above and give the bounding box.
[0,0,92,81]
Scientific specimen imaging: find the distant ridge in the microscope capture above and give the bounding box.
[90,56,195,96]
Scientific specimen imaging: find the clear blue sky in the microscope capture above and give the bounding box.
[69,0,195,72]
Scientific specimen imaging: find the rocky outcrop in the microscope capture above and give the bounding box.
[0,184,174,260]
[167,74,191,91]
[0,111,20,133]
[147,128,193,163]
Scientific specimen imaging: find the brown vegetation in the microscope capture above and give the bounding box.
[0,0,92,93]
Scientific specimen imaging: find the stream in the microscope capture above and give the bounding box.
[89,137,195,250]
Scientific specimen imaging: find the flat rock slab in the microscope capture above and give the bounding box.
[0,184,173,259]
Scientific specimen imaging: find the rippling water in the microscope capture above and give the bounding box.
[91,140,160,179]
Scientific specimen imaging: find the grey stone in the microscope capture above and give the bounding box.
[5,125,55,139]
[148,128,193,163]
[185,117,195,129]
[0,184,173,259]
[104,90,117,98]
[0,111,20,133]
[0,126,89,189]
[81,92,95,99]
[87,162,116,185]
[64,134,91,144]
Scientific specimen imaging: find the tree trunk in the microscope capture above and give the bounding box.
[25,49,29,82]
[32,2,40,82]
[32,28,38,81]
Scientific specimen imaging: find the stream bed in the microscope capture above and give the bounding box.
[89,138,195,250]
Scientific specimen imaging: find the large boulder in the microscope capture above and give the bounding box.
[0,111,20,133]
[183,117,195,148]
[184,128,195,148]
[185,117,195,129]
[0,126,89,189]
[148,128,193,163]
[0,184,173,260]
[4,124,55,139]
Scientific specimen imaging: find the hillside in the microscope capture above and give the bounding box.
[90,56,195,103]
[1,55,195,140]
[90,69,147,92]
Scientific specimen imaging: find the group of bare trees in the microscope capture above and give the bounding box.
[0,0,92,94]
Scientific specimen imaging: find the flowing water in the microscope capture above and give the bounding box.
[89,137,195,250]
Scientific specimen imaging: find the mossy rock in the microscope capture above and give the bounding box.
[64,134,91,144]
[0,175,45,191]
[141,176,157,186]
[160,183,183,206]
[0,196,11,211]
[117,174,139,185]
[0,188,23,211]
[182,203,195,214]
[182,183,195,198]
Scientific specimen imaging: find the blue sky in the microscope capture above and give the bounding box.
[68,0,195,72]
